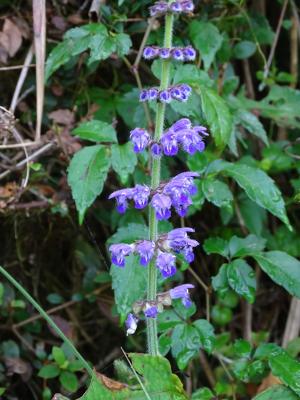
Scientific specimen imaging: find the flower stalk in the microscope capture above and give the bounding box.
[147,9,174,356]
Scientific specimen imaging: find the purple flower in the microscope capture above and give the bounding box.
[170,118,192,132]
[125,313,138,335]
[182,0,194,12]
[170,86,182,100]
[109,188,134,213]
[149,88,159,101]
[183,46,196,61]
[130,128,150,153]
[156,251,177,278]
[109,243,134,267]
[161,131,179,156]
[180,83,192,95]
[144,305,158,318]
[136,240,155,266]
[143,46,159,59]
[194,125,209,137]
[179,130,205,155]
[149,1,168,17]
[159,89,172,103]
[169,1,183,12]
[139,89,149,102]
[132,185,150,209]
[159,48,171,59]
[172,48,184,61]
[170,284,194,308]
[167,227,199,262]
[151,193,172,220]
[151,143,162,157]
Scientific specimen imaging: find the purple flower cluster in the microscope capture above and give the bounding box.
[109,228,199,279]
[125,283,195,335]
[130,118,208,156]
[109,172,199,219]
[139,84,192,103]
[149,0,194,17]
[143,46,196,61]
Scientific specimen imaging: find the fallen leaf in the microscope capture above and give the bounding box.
[0,182,18,199]
[257,373,282,393]
[96,372,128,391]
[1,19,23,57]
[48,109,75,126]
[5,357,32,381]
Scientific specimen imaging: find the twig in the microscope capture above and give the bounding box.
[10,46,34,112]
[199,350,216,387]
[262,0,289,86]
[290,0,300,42]
[0,64,36,71]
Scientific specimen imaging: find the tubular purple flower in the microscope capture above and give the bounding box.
[170,86,182,100]
[183,46,196,61]
[166,227,199,262]
[182,0,195,12]
[144,305,158,318]
[151,193,172,220]
[170,284,194,308]
[156,251,177,278]
[170,118,192,132]
[125,313,139,335]
[159,48,171,59]
[109,188,134,213]
[161,131,179,156]
[139,89,149,102]
[172,48,184,61]
[180,130,205,155]
[143,46,159,59]
[180,83,192,95]
[149,88,159,101]
[151,143,162,157]
[136,240,155,266]
[194,125,209,137]
[170,1,183,12]
[159,89,172,103]
[132,185,150,209]
[130,128,150,153]
[109,243,134,267]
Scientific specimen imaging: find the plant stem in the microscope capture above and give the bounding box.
[146,10,174,356]
[0,265,94,378]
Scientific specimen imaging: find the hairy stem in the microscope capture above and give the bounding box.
[0,265,94,378]
[146,10,174,356]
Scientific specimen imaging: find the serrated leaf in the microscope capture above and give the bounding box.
[253,385,299,400]
[197,87,233,149]
[189,21,223,70]
[171,324,201,370]
[59,371,78,393]
[193,319,215,353]
[192,387,214,400]
[203,237,229,257]
[111,142,137,183]
[235,109,268,145]
[212,264,230,294]
[220,162,291,229]
[253,251,300,298]
[67,145,111,224]
[114,33,132,56]
[227,259,256,303]
[202,178,233,208]
[110,254,147,322]
[228,235,266,258]
[72,120,117,143]
[107,223,148,245]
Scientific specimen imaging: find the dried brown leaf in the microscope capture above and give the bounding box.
[2,19,23,57]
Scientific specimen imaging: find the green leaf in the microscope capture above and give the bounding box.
[239,198,267,236]
[114,33,132,56]
[202,178,233,208]
[111,142,137,183]
[253,251,300,298]
[203,237,229,257]
[253,385,299,400]
[227,259,256,303]
[38,364,60,379]
[233,339,252,358]
[228,235,266,258]
[233,41,256,59]
[107,223,148,245]
[171,324,201,369]
[197,87,233,149]
[67,145,110,224]
[193,319,215,353]
[72,120,117,143]
[45,42,74,81]
[212,264,230,294]
[192,387,214,400]
[189,21,223,70]
[235,110,268,145]
[269,351,300,396]
[219,162,291,229]
[52,347,66,367]
[59,371,79,393]
[110,254,147,322]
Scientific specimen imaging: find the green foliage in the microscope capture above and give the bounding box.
[111,142,137,183]
[67,145,111,224]
[227,259,256,303]
[72,120,117,143]
[253,385,299,400]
